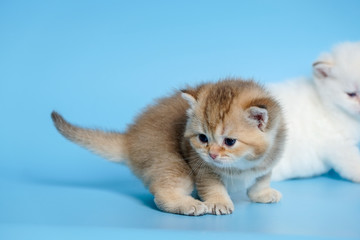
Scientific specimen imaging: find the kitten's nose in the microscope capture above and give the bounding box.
[209,153,218,160]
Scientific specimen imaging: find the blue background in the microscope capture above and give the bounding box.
[1,1,360,239]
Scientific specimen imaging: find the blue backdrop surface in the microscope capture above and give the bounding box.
[1,1,360,239]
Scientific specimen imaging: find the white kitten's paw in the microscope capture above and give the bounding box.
[350,176,360,183]
[336,169,360,183]
[205,200,234,215]
[346,172,360,183]
[248,188,282,203]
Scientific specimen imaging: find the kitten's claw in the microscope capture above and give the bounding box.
[248,188,282,203]
[205,201,234,215]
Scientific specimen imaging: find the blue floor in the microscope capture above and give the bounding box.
[1,161,360,239]
[1,1,360,239]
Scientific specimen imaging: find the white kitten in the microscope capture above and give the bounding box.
[270,41,360,182]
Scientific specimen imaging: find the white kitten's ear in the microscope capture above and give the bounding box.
[246,106,268,131]
[181,90,198,108]
[313,61,333,79]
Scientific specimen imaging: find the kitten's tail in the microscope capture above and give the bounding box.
[51,111,128,163]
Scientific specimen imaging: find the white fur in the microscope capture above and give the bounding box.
[222,168,266,193]
[270,42,360,182]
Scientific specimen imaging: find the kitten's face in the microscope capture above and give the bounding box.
[313,42,360,118]
[315,70,360,117]
[187,113,268,169]
[182,83,271,170]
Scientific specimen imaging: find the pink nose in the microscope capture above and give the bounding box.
[209,153,218,160]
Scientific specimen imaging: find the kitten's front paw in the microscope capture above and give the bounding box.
[154,197,208,216]
[180,200,208,216]
[205,200,234,215]
[348,174,360,183]
[248,188,282,203]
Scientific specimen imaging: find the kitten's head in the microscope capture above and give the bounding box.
[313,41,360,118]
[182,79,282,170]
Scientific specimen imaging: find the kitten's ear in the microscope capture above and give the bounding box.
[246,106,268,132]
[313,61,333,79]
[181,89,198,108]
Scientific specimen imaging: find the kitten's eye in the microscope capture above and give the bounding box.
[198,134,208,143]
[346,92,357,97]
[224,138,236,147]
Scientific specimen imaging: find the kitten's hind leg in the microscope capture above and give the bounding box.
[149,173,208,216]
[247,173,282,203]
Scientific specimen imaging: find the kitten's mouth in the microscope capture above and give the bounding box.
[199,152,233,167]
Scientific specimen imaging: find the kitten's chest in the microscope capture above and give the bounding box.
[220,170,263,193]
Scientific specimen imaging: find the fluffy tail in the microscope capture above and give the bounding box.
[51,111,128,162]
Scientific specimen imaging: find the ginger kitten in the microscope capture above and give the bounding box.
[52,78,286,216]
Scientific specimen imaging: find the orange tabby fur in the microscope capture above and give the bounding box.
[51,78,286,216]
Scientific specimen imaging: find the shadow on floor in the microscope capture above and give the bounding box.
[25,170,158,212]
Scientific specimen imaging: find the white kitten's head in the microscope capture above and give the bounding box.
[313,41,360,118]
